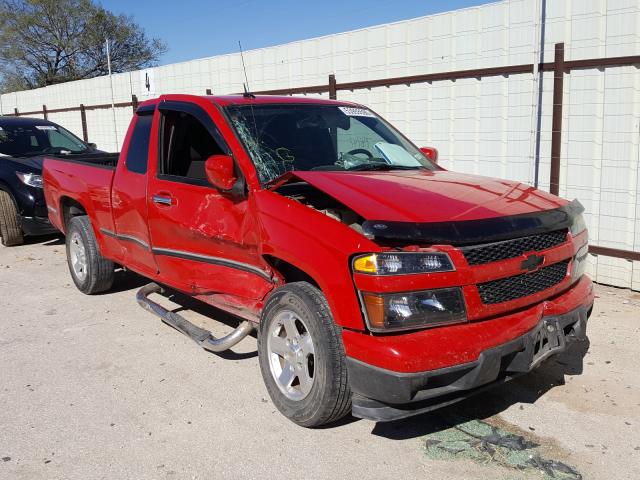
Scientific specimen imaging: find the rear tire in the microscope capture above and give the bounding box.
[0,190,24,247]
[258,282,352,427]
[66,216,114,294]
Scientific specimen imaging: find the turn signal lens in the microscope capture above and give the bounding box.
[362,293,385,330]
[353,254,378,273]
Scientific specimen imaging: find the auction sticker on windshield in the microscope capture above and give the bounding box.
[339,106,376,118]
[35,125,57,130]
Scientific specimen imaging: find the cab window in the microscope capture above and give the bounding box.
[158,109,225,185]
[126,112,153,174]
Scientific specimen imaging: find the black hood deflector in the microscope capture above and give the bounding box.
[363,200,584,246]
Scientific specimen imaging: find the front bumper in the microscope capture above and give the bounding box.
[349,303,591,422]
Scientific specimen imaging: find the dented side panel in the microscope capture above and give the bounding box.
[254,189,379,330]
[144,96,274,315]
[146,177,272,302]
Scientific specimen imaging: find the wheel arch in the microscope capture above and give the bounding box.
[0,179,17,203]
[59,196,88,233]
[259,245,365,331]
[263,254,321,290]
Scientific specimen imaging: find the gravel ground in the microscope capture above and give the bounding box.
[1,235,638,480]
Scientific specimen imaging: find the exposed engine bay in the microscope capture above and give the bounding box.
[274,180,365,235]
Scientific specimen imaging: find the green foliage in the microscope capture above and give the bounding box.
[0,0,166,92]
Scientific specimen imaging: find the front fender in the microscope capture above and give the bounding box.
[255,190,378,330]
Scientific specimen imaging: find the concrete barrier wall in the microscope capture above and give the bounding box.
[2,0,639,289]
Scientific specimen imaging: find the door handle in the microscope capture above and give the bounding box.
[152,194,173,206]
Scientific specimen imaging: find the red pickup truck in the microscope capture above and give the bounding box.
[43,94,593,427]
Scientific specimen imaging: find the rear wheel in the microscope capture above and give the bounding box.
[66,216,114,294]
[0,190,24,247]
[258,282,351,427]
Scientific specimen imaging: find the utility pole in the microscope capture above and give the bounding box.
[106,39,118,148]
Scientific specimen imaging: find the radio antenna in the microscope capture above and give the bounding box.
[238,41,255,98]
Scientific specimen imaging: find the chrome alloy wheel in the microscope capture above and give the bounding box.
[69,231,88,282]
[267,309,316,401]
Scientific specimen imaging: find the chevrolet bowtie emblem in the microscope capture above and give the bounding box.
[521,254,545,272]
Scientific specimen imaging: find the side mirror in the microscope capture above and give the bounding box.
[420,146,438,164]
[87,142,97,150]
[205,154,237,191]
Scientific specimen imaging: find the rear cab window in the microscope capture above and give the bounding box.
[126,111,154,174]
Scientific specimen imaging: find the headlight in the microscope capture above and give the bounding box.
[353,252,454,275]
[16,172,43,188]
[570,213,587,236]
[361,288,467,332]
[571,243,588,281]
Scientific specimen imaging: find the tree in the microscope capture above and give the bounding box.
[0,0,166,92]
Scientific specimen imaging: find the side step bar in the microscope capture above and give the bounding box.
[136,283,255,352]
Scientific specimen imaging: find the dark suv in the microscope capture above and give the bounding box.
[0,116,102,246]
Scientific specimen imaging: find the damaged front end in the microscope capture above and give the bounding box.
[360,199,584,247]
[269,172,366,235]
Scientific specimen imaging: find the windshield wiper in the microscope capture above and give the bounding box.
[345,163,423,172]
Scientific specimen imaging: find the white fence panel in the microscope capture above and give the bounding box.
[1,0,639,289]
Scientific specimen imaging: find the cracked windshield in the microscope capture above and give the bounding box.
[225,104,436,184]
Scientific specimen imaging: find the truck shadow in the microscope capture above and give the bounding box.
[25,233,64,246]
[105,269,150,293]
[162,288,259,360]
[26,232,589,429]
[93,266,592,423]
[369,346,589,440]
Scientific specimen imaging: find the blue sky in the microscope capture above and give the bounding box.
[99,0,492,65]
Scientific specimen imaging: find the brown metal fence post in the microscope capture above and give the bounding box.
[42,105,48,120]
[131,95,139,112]
[80,104,88,142]
[550,43,565,196]
[14,108,18,116]
[329,74,337,100]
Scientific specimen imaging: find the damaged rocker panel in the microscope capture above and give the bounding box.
[151,247,275,283]
[100,228,150,250]
[100,229,274,283]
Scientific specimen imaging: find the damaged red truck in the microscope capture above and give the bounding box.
[43,94,593,427]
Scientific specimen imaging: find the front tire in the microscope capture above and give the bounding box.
[258,282,351,427]
[66,216,114,294]
[0,190,24,246]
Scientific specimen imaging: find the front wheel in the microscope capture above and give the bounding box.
[258,282,351,427]
[66,216,114,294]
[0,190,24,246]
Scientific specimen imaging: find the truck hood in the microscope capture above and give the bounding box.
[290,169,567,223]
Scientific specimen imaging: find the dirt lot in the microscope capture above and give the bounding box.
[1,235,639,480]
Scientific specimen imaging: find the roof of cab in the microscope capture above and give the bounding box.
[138,94,358,109]
[206,95,355,107]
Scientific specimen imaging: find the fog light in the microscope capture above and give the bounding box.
[361,288,467,332]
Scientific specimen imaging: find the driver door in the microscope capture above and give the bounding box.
[146,101,268,302]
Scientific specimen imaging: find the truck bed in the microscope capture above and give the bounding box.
[47,152,120,169]
[43,155,119,235]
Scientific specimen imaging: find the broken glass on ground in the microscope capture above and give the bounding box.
[422,415,582,480]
